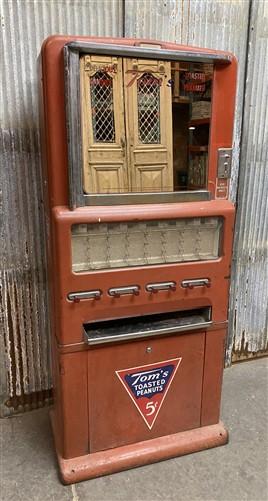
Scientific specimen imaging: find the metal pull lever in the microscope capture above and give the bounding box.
[146,281,176,293]
[181,279,211,289]
[68,290,102,302]
[108,286,140,297]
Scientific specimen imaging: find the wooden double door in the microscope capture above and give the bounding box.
[80,55,173,194]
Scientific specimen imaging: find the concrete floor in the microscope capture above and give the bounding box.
[0,358,267,501]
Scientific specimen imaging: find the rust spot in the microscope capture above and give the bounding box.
[2,272,52,415]
[232,330,268,363]
[5,287,19,398]
[5,389,53,413]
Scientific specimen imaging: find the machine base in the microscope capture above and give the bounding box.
[51,413,228,485]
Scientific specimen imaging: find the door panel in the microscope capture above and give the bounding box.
[88,332,205,453]
[124,58,173,192]
[80,55,128,193]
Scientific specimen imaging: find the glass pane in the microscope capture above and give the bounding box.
[82,59,214,195]
[90,71,115,142]
[137,73,160,143]
[172,62,213,191]
[72,217,222,272]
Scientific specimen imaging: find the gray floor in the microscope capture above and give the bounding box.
[0,358,267,501]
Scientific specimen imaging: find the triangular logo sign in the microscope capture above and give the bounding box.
[116,358,182,430]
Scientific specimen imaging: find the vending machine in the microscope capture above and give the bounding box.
[40,36,236,484]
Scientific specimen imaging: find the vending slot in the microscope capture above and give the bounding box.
[83,307,212,345]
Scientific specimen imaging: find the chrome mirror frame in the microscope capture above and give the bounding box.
[64,41,231,209]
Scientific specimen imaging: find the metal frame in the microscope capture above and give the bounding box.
[64,41,230,209]
[83,306,212,345]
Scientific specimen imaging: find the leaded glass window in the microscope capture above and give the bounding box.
[137,73,160,144]
[90,71,115,142]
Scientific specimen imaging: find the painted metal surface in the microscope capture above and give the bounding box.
[227,0,268,362]
[0,0,122,416]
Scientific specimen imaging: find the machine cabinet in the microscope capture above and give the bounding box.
[40,35,237,484]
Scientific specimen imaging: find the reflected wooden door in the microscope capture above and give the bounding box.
[124,58,173,192]
[80,55,128,194]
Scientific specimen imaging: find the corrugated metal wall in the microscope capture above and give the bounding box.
[124,0,250,202]
[0,0,123,416]
[1,0,267,415]
[227,0,268,363]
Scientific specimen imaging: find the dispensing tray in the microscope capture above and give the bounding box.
[83,307,212,345]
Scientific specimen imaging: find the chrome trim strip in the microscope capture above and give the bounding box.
[82,191,211,205]
[181,278,211,288]
[67,41,232,64]
[108,286,140,297]
[84,320,212,345]
[64,45,84,209]
[146,281,176,292]
[68,290,102,300]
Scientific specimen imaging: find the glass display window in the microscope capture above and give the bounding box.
[80,55,213,196]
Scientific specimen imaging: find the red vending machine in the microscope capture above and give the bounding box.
[40,36,237,484]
